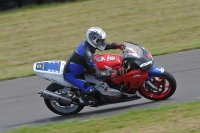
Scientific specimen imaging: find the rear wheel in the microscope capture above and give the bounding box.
[139,71,176,100]
[44,83,84,116]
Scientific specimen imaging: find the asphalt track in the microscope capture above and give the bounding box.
[0,49,200,132]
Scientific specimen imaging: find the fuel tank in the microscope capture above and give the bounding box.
[94,54,122,71]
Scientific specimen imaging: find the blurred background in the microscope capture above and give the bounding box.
[0,0,76,10]
[0,0,199,80]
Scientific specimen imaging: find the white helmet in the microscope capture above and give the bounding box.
[86,27,106,51]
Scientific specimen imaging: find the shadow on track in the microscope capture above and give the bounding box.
[6,100,171,129]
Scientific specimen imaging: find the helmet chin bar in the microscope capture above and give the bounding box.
[96,45,106,51]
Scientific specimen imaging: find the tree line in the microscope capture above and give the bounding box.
[0,0,76,11]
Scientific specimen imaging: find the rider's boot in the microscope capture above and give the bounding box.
[84,87,96,97]
[83,87,98,107]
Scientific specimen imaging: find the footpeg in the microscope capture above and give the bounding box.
[88,98,98,107]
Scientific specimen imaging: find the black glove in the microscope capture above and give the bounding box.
[110,42,119,49]
[110,68,127,77]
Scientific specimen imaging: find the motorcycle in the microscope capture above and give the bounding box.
[33,41,177,116]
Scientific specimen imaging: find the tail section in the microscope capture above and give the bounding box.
[33,60,74,87]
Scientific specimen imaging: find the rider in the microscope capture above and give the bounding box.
[63,27,125,97]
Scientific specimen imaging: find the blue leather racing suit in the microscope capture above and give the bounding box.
[63,40,118,94]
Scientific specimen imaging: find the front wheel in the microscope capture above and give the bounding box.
[44,83,84,116]
[139,71,176,100]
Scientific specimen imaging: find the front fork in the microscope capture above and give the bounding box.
[145,65,165,91]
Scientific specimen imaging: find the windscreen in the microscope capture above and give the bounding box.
[122,42,153,71]
[122,42,143,59]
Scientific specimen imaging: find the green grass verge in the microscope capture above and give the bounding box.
[0,0,200,81]
[6,102,200,133]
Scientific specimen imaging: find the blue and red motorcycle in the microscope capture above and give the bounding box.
[34,42,177,116]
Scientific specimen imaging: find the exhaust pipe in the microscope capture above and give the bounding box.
[38,89,72,105]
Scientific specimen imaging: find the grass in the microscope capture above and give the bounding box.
[5,102,200,133]
[0,0,200,80]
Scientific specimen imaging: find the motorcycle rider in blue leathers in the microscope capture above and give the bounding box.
[63,27,125,98]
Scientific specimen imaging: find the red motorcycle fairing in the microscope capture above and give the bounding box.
[94,54,122,70]
[110,69,149,89]
[94,54,149,89]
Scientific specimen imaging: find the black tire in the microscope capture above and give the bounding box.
[44,83,84,116]
[139,71,177,100]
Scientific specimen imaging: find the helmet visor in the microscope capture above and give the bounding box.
[96,39,106,51]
